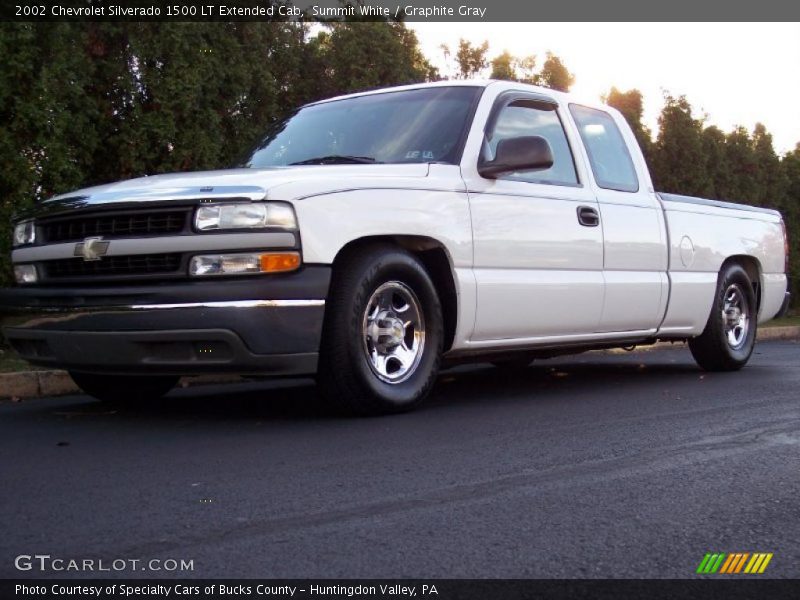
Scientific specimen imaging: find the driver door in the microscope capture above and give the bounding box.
[462,92,605,342]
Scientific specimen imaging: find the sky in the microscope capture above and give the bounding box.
[409,22,800,155]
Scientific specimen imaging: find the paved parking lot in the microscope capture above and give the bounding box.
[2,341,798,578]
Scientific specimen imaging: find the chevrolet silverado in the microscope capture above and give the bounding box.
[0,80,791,414]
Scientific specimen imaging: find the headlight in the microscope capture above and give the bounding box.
[194,202,296,231]
[14,264,38,284]
[13,221,36,246]
[189,252,301,277]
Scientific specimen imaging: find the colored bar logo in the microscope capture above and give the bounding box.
[696,552,773,574]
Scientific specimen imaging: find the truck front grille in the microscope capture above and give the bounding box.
[40,210,189,243]
[43,253,183,280]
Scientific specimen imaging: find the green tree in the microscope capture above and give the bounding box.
[751,123,788,207]
[515,55,538,85]
[455,39,489,79]
[490,50,516,81]
[0,23,105,285]
[108,23,310,178]
[537,52,574,92]
[487,50,574,89]
[488,51,537,84]
[700,125,732,200]
[782,144,800,307]
[303,22,435,100]
[651,94,707,195]
[724,126,760,203]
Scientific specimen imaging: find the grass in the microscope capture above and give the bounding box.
[0,348,35,373]
[763,315,800,328]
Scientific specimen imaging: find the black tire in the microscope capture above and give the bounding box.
[69,372,179,404]
[689,263,757,371]
[317,243,443,415]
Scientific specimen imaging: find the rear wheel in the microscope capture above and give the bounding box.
[69,372,179,404]
[689,263,757,371]
[317,244,443,415]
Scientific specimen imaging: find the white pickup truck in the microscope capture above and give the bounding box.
[1,80,790,414]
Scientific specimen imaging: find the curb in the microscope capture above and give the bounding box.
[2,326,798,401]
[756,325,800,341]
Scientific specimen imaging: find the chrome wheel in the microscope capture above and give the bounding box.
[362,281,426,384]
[722,283,750,349]
[689,264,755,372]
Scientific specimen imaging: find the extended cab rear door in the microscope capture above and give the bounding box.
[461,89,605,343]
[567,104,669,333]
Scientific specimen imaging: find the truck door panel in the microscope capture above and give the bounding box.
[568,104,668,333]
[462,93,604,341]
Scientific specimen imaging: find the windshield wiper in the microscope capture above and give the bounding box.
[289,155,381,165]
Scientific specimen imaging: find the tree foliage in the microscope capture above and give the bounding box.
[489,51,516,81]
[537,52,575,92]
[303,22,436,100]
[488,50,538,84]
[783,145,800,301]
[454,39,489,79]
[487,49,571,91]
[650,95,708,196]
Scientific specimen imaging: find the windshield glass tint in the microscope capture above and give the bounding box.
[244,86,481,167]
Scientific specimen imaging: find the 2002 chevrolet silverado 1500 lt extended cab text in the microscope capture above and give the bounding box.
[0,81,791,414]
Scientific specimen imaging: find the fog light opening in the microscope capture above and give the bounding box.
[14,264,38,284]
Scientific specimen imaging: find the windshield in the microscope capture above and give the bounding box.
[243,86,482,167]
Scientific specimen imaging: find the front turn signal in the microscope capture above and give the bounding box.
[190,252,301,277]
[260,252,301,273]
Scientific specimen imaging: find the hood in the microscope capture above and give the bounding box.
[29,164,431,217]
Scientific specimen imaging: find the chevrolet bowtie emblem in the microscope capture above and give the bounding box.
[74,237,110,261]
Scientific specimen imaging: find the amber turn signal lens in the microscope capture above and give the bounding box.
[259,252,301,273]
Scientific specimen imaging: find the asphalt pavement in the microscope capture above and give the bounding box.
[1,340,798,579]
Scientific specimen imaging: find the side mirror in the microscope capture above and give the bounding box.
[478,135,554,179]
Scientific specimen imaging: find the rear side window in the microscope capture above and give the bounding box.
[569,104,639,193]
[484,99,579,187]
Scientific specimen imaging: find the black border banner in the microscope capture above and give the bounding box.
[4,579,800,600]
[3,0,800,22]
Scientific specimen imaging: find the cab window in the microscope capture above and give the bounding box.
[483,99,579,186]
[569,104,639,192]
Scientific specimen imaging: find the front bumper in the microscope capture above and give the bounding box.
[0,267,330,376]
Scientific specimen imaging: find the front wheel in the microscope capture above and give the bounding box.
[69,372,179,404]
[317,244,443,415]
[689,263,757,371]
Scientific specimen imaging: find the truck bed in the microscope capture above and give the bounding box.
[658,192,782,218]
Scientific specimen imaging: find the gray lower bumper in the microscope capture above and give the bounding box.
[1,300,324,376]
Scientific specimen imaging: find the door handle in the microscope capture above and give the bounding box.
[577,206,600,227]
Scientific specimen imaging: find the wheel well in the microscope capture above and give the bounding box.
[331,236,459,351]
[722,255,762,312]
